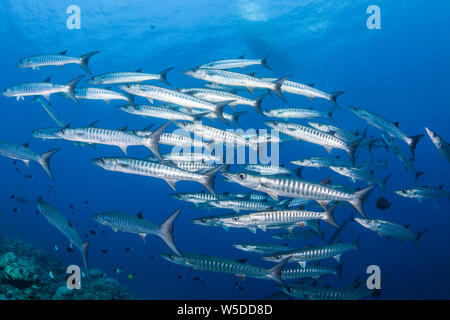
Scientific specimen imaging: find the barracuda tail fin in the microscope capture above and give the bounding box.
[350,185,375,217]
[39,148,60,181]
[192,112,210,122]
[347,137,363,165]
[323,203,339,228]
[267,256,291,283]
[199,164,228,197]
[261,54,271,70]
[213,100,234,124]
[64,75,84,104]
[272,75,290,102]
[158,67,175,86]
[253,94,266,114]
[326,107,336,123]
[80,241,89,275]
[408,134,425,160]
[415,229,428,246]
[414,171,425,183]
[159,209,182,256]
[336,260,346,279]
[381,174,392,193]
[328,91,345,109]
[78,51,100,74]
[230,111,247,127]
[145,122,170,162]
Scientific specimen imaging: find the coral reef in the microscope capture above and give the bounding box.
[0,238,134,300]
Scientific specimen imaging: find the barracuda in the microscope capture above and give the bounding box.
[241,164,300,177]
[291,156,352,169]
[329,166,391,192]
[163,152,222,163]
[265,121,360,164]
[425,127,450,162]
[262,107,334,122]
[263,239,359,267]
[3,76,83,104]
[160,253,290,283]
[173,161,217,173]
[94,209,182,255]
[280,263,344,281]
[197,55,271,70]
[394,185,450,202]
[184,68,289,101]
[175,122,256,150]
[179,88,264,113]
[32,122,169,161]
[74,87,133,104]
[382,134,424,182]
[119,84,233,123]
[222,172,374,217]
[37,200,89,273]
[262,77,344,108]
[17,50,99,74]
[194,204,338,233]
[233,243,294,255]
[204,198,276,213]
[272,229,322,240]
[118,104,208,121]
[355,218,427,244]
[277,283,377,300]
[132,128,211,150]
[308,121,361,143]
[0,141,59,181]
[88,67,174,85]
[350,106,424,159]
[92,157,226,197]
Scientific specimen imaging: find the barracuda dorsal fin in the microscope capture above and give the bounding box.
[59,50,68,55]
[135,68,143,73]
[22,142,30,148]
[88,120,99,128]
[43,77,51,83]
[393,122,400,127]
[334,254,341,262]
[136,212,144,219]
[307,83,314,87]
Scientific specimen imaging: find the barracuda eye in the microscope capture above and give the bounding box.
[233,216,239,222]
[168,254,174,260]
[201,218,207,223]
[288,287,294,293]
[100,158,106,164]
[272,121,278,126]
[275,255,281,259]
[238,173,246,180]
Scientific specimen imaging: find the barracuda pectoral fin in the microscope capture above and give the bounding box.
[119,145,128,155]
[164,179,178,190]
[222,225,229,231]
[298,261,307,268]
[103,99,111,104]
[248,227,257,234]
[317,200,329,210]
[22,160,30,167]
[16,96,20,101]
[246,87,254,94]
[139,233,147,243]
[258,225,267,232]
[236,274,246,280]
[146,98,154,104]
[112,228,118,232]
[323,146,332,154]
[333,254,341,262]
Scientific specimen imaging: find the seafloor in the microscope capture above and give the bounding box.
[0,237,135,300]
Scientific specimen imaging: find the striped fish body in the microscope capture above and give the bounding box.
[89,72,161,85]
[163,152,221,163]
[4,82,68,99]
[239,209,330,227]
[242,164,294,176]
[133,131,210,149]
[179,88,256,107]
[171,192,218,204]
[198,58,266,70]
[194,69,277,91]
[263,78,330,100]
[95,211,159,236]
[174,161,217,173]
[281,265,339,280]
[291,157,352,168]
[425,127,450,162]
[355,218,419,242]
[309,122,360,143]
[209,199,272,212]
[19,54,81,68]
[395,186,450,201]
[119,104,199,121]
[233,243,294,255]
[280,285,371,300]
[0,141,41,163]
[263,108,330,120]
[329,166,388,187]
[75,88,129,102]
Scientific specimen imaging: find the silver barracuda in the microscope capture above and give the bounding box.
[183,68,290,101]
[263,239,359,267]
[233,243,294,255]
[272,229,323,240]
[0,141,59,181]
[265,121,361,164]
[241,164,301,177]
[74,87,133,104]
[88,67,174,85]
[163,152,222,163]
[197,55,271,70]
[131,127,212,150]
[262,77,344,108]
[349,106,424,159]
[94,209,182,255]
[381,134,424,182]
[119,84,233,123]
[277,283,378,300]
[37,200,89,273]
[262,107,334,122]
[92,157,226,197]
[425,127,450,162]
[355,218,427,244]
[172,161,218,173]
[160,253,290,283]
[394,185,450,202]
[17,50,99,74]
[175,122,257,151]
[291,156,352,169]
[178,88,265,113]
[329,166,391,192]
[118,104,208,121]
[32,122,170,161]
[193,204,338,232]
[308,121,362,143]
[201,198,277,214]
[222,171,375,216]
[280,263,344,281]
[170,191,270,207]
[3,76,84,104]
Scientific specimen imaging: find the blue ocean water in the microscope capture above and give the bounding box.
[0,0,449,299]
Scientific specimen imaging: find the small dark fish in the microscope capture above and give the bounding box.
[376,197,392,210]
[25,174,32,179]
[67,245,74,253]
[124,247,133,252]
[84,201,89,204]
[69,205,75,209]
[10,194,15,199]
[101,249,109,254]
[89,230,97,235]
[177,275,186,280]
[12,208,19,213]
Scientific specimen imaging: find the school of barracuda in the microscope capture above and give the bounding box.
[2,50,449,300]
